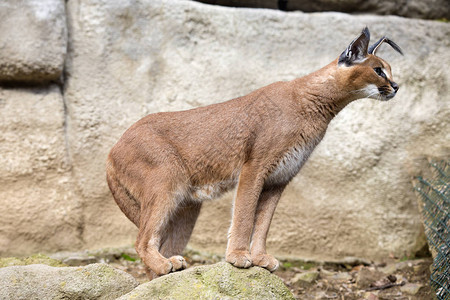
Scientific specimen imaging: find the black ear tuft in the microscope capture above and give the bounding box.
[338,27,370,66]
[369,37,404,56]
[361,27,370,41]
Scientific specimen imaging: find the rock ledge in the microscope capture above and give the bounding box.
[119,262,294,299]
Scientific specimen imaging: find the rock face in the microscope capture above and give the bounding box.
[64,0,449,259]
[118,262,294,300]
[194,0,450,19]
[0,85,83,255]
[0,263,139,300]
[0,0,449,261]
[0,0,67,82]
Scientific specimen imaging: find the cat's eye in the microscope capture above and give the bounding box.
[374,67,385,78]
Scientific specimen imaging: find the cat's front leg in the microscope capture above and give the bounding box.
[250,185,285,272]
[226,164,265,268]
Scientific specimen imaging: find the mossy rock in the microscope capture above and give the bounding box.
[0,254,66,268]
[0,263,139,299]
[118,262,294,299]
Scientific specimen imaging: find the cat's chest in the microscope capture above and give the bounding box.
[266,139,320,185]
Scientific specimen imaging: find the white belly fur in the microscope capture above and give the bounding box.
[190,179,237,201]
[189,140,319,201]
[266,141,318,185]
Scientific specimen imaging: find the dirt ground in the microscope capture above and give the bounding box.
[95,248,433,300]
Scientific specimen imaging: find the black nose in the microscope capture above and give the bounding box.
[391,82,399,93]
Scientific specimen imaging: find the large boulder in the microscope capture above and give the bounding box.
[62,0,449,260]
[118,262,294,299]
[0,263,139,300]
[0,0,67,83]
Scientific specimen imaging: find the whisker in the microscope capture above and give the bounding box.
[350,87,376,94]
[366,91,380,98]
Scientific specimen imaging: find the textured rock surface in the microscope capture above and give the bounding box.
[194,0,450,19]
[118,262,294,299]
[0,263,139,300]
[63,0,449,260]
[0,0,67,82]
[0,86,82,256]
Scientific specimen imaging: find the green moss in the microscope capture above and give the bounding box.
[79,264,120,284]
[0,257,24,268]
[0,254,66,268]
[399,253,421,262]
[280,259,317,271]
[24,254,66,267]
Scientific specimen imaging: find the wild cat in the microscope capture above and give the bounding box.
[107,27,402,279]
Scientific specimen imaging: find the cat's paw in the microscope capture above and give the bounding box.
[168,255,187,272]
[152,258,174,276]
[226,250,252,268]
[150,256,186,276]
[251,253,279,272]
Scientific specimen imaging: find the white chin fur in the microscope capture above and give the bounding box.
[362,84,380,98]
[362,84,394,101]
[354,84,395,101]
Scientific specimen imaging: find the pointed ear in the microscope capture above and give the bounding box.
[338,27,370,66]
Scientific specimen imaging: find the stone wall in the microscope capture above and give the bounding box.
[0,0,449,261]
[0,0,83,255]
[0,0,67,82]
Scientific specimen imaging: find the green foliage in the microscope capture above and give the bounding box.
[121,253,137,262]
